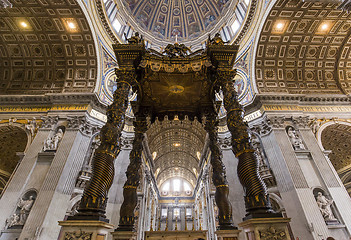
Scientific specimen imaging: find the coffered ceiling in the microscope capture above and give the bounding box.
[0,0,97,94]
[255,0,351,95]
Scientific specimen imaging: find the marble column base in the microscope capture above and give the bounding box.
[144,230,207,240]
[238,217,291,240]
[215,229,241,240]
[111,230,137,240]
[58,220,113,240]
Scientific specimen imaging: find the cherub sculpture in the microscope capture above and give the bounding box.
[163,42,191,57]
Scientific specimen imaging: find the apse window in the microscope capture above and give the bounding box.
[174,208,180,217]
[186,208,192,217]
[173,179,181,192]
[161,208,168,217]
[113,19,122,32]
[184,182,191,192]
[162,181,170,192]
[231,20,240,33]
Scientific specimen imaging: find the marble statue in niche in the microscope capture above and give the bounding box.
[43,128,64,151]
[316,192,337,222]
[6,193,36,228]
[286,126,306,150]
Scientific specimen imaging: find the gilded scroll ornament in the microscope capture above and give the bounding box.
[259,226,287,240]
[64,231,93,240]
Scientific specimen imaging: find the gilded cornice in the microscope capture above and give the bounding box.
[233,0,258,45]
[95,0,119,44]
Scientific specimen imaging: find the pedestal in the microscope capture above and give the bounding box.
[238,218,291,240]
[58,220,113,240]
[144,230,207,240]
[215,229,241,240]
[111,230,137,240]
[0,228,22,240]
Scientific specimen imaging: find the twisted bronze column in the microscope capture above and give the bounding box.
[117,112,148,231]
[72,69,135,221]
[218,69,276,218]
[204,113,236,230]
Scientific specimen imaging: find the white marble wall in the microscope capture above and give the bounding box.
[0,129,50,232]
[255,115,351,240]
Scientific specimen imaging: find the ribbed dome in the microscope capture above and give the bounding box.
[105,0,250,50]
[120,0,233,41]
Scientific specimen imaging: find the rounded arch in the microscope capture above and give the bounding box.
[0,124,29,195]
[319,122,351,172]
[318,121,351,198]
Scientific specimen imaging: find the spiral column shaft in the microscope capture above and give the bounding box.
[204,113,235,230]
[74,70,135,220]
[117,113,148,231]
[219,69,273,216]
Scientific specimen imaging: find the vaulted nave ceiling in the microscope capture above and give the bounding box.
[0,0,97,95]
[146,118,206,188]
[255,0,351,95]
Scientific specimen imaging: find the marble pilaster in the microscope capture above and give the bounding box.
[20,127,92,240]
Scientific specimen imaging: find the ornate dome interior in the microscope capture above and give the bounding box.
[104,0,252,50]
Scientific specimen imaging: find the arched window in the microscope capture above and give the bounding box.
[160,178,193,197]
